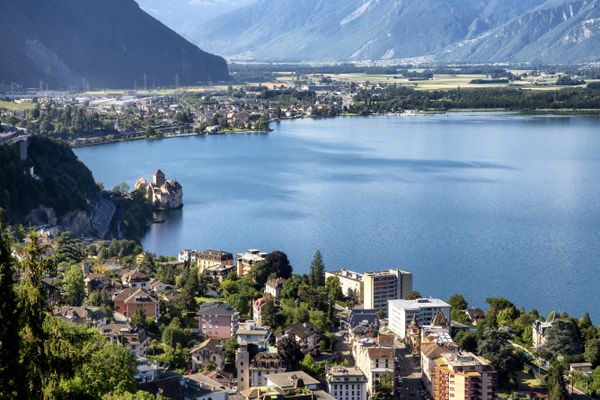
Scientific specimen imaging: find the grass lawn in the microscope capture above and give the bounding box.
[0,100,36,111]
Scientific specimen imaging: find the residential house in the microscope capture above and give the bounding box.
[532,320,553,349]
[464,307,486,326]
[121,268,151,289]
[197,302,240,339]
[278,322,320,355]
[237,346,287,392]
[99,323,150,357]
[265,371,321,391]
[253,297,278,325]
[53,305,107,328]
[570,362,593,376]
[112,288,160,320]
[190,338,225,372]
[265,278,285,298]
[353,336,395,396]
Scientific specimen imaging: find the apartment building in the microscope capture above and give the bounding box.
[353,337,395,395]
[236,249,267,277]
[196,249,234,273]
[388,298,451,339]
[430,352,497,400]
[197,301,239,339]
[363,269,413,313]
[325,268,413,313]
[326,366,368,400]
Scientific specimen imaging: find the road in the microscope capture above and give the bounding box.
[395,343,425,400]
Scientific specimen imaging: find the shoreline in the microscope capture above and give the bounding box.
[70,109,600,148]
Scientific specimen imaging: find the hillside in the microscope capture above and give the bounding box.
[191,0,599,64]
[0,137,99,222]
[0,0,230,90]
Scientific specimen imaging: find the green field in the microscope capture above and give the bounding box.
[0,100,36,111]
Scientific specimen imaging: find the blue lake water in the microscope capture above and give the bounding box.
[75,113,600,320]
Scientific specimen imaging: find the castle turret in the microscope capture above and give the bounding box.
[153,169,165,186]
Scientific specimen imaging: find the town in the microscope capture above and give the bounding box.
[4,225,599,400]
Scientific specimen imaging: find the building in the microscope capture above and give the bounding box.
[204,264,236,283]
[121,268,150,289]
[570,362,593,376]
[265,278,285,298]
[388,298,451,339]
[464,307,486,326]
[363,269,413,313]
[190,338,225,372]
[278,322,320,355]
[139,372,229,400]
[325,269,364,302]
[265,371,321,391]
[253,297,277,325]
[236,346,287,392]
[197,302,240,339]
[532,320,553,349]
[324,268,413,312]
[53,305,108,328]
[135,169,183,210]
[326,366,367,400]
[430,352,497,400]
[353,337,395,395]
[236,320,272,350]
[112,288,160,320]
[99,323,150,357]
[346,309,380,341]
[236,249,267,277]
[196,250,234,273]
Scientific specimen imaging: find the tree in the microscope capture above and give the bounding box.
[299,354,325,382]
[248,251,293,289]
[544,319,583,357]
[448,294,469,324]
[477,329,523,386]
[18,234,54,399]
[261,300,278,328]
[77,341,137,398]
[281,275,303,299]
[103,391,161,400]
[546,363,568,400]
[162,321,188,349]
[277,334,303,369]
[585,339,600,367]
[405,290,422,300]
[309,250,325,287]
[112,182,131,195]
[592,367,600,396]
[62,264,85,306]
[0,225,20,398]
[456,331,478,353]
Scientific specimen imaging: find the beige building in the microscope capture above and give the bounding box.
[353,337,395,395]
[325,269,364,302]
[196,250,234,273]
[236,249,267,277]
[430,352,497,400]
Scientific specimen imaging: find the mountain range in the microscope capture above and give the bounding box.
[191,0,600,64]
[0,0,230,90]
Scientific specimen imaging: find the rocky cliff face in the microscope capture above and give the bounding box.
[190,0,598,64]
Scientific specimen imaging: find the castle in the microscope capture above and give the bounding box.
[135,169,183,210]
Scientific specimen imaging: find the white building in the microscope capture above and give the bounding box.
[388,298,451,339]
[236,320,271,350]
[327,366,367,400]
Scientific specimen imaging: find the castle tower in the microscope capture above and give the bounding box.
[408,314,422,355]
[153,169,165,186]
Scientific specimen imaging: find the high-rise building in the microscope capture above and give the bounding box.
[363,269,413,313]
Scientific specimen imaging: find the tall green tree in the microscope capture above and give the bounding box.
[309,250,325,287]
[585,339,600,367]
[0,225,20,398]
[477,328,523,386]
[547,363,569,400]
[18,233,54,398]
[62,264,85,306]
[545,319,583,357]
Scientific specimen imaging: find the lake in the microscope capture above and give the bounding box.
[75,113,600,320]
